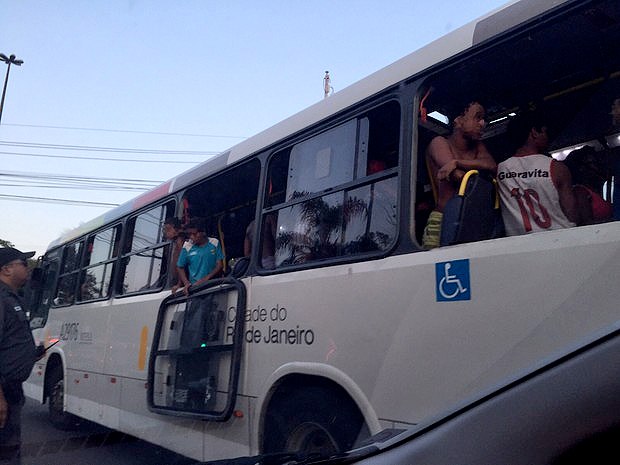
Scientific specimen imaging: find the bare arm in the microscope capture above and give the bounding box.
[192,260,224,288]
[551,160,578,223]
[572,185,595,225]
[429,137,496,182]
[427,137,456,182]
[243,223,253,257]
[454,144,496,173]
[175,267,191,295]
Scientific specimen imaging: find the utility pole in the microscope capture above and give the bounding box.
[0,53,24,125]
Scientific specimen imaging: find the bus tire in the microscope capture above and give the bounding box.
[48,368,80,430]
[262,385,366,456]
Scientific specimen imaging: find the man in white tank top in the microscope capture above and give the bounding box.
[497,113,577,236]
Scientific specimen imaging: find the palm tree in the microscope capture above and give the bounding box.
[275,191,371,265]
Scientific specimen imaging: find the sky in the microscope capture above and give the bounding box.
[1,0,509,257]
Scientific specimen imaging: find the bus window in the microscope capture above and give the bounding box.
[27,251,60,327]
[53,241,84,306]
[286,119,357,201]
[266,100,400,268]
[78,224,121,301]
[119,201,175,295]
[182,159,261,272]
[415,6,620,245]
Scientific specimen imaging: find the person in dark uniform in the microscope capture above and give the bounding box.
[0,247,40,464]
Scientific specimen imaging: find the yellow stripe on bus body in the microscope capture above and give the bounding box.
[138,326,148,371]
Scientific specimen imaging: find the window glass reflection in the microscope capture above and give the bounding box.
[78,264,112,301]
[121,247,165,294]
[60,242,82,273]
[345,177,398,253]
[54,273,77,306]
[132,208,164,252]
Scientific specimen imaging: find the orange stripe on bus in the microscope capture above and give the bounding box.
[138,326,148,371]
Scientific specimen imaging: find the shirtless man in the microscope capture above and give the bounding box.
[423,101,497,249]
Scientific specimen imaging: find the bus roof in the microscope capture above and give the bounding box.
[47,0,571,251]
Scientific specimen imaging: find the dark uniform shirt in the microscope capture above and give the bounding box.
[0,282,36,404]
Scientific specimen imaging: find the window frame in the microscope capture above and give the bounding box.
[261,98,402,273]
[76,223,122,303]
[52,240,85,307]
[116,199,176,297]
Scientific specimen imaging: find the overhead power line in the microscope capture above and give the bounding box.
[1,170,162,184]
[0,150,206,164]
[0,183,150,191]
[3,122,247,140]
[0,140,218,155]
[0,171,161,193]
[0,193,119,207]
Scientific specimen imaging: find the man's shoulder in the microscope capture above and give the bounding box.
[192,238,219,252]
[0,281,13,299]
[427,135,450,152]
[0,282,14,320]
[499,153,549,164]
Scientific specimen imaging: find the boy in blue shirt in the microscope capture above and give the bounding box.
[175,218,224,295]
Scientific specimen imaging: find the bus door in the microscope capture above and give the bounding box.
[147,277,245,421]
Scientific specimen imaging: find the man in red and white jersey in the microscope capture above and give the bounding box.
[497,112,577,236]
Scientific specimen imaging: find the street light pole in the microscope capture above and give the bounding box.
[0,53,24,125]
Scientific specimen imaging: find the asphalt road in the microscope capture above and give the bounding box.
[21,397,195,465]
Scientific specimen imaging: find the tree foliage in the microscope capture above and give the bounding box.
[0,238,15,248]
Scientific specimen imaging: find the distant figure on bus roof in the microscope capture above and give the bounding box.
[423,100,497,249]
[175,218,224,295]
[497,111,577,236]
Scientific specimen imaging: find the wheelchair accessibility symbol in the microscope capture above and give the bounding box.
[435,259,471,302]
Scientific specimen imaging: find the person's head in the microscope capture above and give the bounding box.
[163,217,183,241]
[507,111,549,154]
[564,145,604,187]
[452,101,487,141]
[185,217,207,246]
[0,247,35,291]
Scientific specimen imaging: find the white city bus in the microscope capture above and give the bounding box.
[24,0,620,462]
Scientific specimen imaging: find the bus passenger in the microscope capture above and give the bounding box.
[244,215,276,269]
[174,218,224,295]
[163,217,186,290]
[497,112,577,236]
[564,146,611,225]
[422,101,497,249]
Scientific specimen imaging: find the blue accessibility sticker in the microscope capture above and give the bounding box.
[435,259,471,302]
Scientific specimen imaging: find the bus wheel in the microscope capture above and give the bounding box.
[263,385,366,456]
[48,368,80,430]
